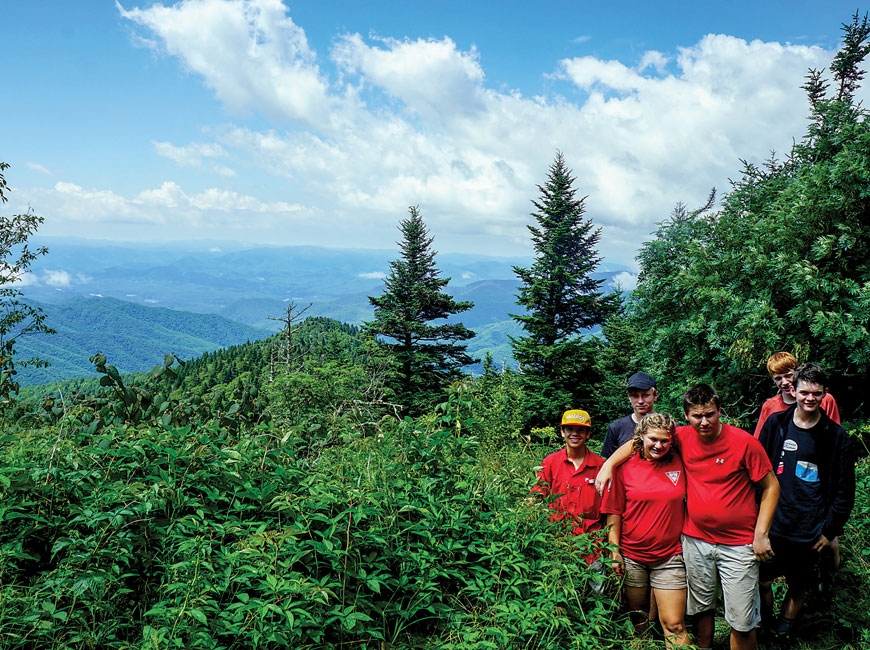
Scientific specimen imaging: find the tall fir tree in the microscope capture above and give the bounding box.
[511,152,614,427]
[366,206,476,414]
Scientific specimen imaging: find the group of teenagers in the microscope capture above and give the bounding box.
[532,353,856,650]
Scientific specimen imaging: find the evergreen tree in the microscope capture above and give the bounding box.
[592,290,645,426]
[511,152,614,427]
[366,206,476,414]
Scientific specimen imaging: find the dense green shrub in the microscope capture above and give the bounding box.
[0,395,624,649]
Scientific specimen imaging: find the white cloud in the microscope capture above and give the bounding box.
[610,271,638,292]
[43,270,73,287]
[12,271,39,287]
[40,180,306,234]
[26,162,52,176]
[23,4,853,270]
[639,50,668,73]
[332,34,487,122]
[358,271,386,280]
[117,0,334,128]
[213,165,236,177]
[154,140,228,167]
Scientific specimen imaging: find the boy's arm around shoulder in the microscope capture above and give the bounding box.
[595,440,633,496]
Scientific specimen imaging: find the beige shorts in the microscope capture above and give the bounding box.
[623,553,687,590]
[681,534,761,632]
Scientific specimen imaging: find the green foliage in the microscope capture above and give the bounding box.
[0,393,623,649]
[511,152,615,428]
[441,366,529,457]
[366,205,476,415]
[592,292,646,427]
[623,17,870,421]
[0,162,54,407]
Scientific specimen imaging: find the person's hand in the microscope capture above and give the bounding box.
[610,551,624,577]
[753,533,774,562]
[595,465,613,496]
[812,534,831,552]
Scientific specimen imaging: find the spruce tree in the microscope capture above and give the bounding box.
[366,206,475,414]
[511,152,613,427]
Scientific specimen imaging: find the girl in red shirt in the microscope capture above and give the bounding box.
[602,413,689,649]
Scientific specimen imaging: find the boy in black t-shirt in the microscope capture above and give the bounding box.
[601,372,658,458]
[756,364,856,639]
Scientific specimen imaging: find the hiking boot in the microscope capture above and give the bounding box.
[771,616,796,639]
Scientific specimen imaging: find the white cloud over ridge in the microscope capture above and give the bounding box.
[30,1,857,269]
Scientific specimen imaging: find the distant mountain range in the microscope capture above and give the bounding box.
[14,296,272,386]
[16,238,634,385]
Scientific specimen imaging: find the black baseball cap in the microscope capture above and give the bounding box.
[627,372,656,390]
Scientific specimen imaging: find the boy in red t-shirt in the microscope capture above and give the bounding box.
[754,352,839,438]
[533,409,604,536]
[598,384,779,650]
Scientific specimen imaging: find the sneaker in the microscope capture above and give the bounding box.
[771,616,796,639]
[817,572,836,606]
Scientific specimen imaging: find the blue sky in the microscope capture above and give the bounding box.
[2,1,866,278]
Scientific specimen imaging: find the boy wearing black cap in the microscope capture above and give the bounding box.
[602,372,658,458]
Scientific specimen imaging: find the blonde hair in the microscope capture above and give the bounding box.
[631,412,677,455]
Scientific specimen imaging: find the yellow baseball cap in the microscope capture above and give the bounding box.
[560,409,591,427]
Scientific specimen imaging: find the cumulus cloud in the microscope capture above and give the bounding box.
[117,0,334,128]
[610,271,638,292]
[31,181,315,243]
[43,270,74,287]
[23,2,854,269]
[332,34,487,121]
[358,271,386,280]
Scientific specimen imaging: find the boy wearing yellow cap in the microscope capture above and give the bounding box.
[532,409,605,536]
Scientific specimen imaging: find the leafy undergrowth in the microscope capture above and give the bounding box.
[1,395,868,649]
[0,397,628,649]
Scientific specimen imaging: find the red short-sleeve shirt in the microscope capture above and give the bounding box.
[601,452,686,564]
[677,423,773,545]
[534,448,605,535]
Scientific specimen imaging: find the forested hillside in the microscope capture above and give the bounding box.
[3,313,868,650]
[13,296,272,385]
[15,265,627,386]
[2,15,870,650]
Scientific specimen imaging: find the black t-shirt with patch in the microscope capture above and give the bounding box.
[770,418,825,543]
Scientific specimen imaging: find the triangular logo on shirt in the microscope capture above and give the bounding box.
[665,470,681,486]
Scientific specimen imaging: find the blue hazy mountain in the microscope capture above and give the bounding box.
[17,238,635,383]
[14,296,273,386]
